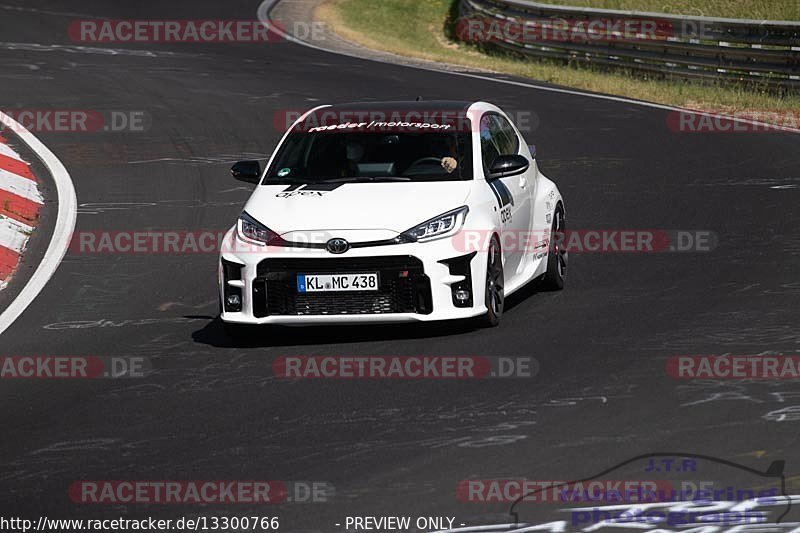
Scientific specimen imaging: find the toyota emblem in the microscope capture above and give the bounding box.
[326,238,350,254]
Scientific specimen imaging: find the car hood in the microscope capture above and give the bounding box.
[243,181,472,236]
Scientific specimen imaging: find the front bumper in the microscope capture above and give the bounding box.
[218,228,488,325]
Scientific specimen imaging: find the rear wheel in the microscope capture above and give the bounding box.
[541,205,567,290]
[476,236,504,328]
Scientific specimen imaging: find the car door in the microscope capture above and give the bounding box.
[479,113,533,278]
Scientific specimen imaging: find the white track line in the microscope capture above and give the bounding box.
[0,111,77,336]
[257,0,800,135]
[0,167,44,203]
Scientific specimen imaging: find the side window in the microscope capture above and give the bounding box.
[480,115,500,170]
[489,115,519,156]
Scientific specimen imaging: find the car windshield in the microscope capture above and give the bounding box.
[264,129,473,183]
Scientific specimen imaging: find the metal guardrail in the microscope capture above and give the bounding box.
[457,0,800,89]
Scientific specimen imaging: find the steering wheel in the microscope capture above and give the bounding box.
[404,157,446,174]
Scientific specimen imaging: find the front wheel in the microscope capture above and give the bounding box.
[541,205,567,290]
[476,236,504,328]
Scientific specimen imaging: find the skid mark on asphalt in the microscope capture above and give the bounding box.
[0,3,107,18]
[543,157,630,170]
[128,152,270,165]
[204,392,634,463]
[46,270,151,314]
[77,199,244,214]
[97,366,278,400]
[673,369,800,423]
[0,436,180,490]
[76,201,158,214]
[0,73,53,80]
[30,439,121,456]
[650,309,799,349]
[158,299,217,312]
[42,316,206,330]
[0,41,204,58]
[687,176,800,187]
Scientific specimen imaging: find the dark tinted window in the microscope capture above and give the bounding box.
[480,115,501,169]
[265,130,473,183]
[491,115,520,155]
[480,113,520,171]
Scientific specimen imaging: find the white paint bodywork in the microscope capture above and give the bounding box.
[219,101,564,325]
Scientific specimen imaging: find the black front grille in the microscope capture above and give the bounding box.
[222,259,243,312]
[254,256,432,317]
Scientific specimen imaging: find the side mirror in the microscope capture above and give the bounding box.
[488,154,530,179]
[231,161,261,184]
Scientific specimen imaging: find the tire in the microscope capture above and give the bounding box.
[541,205,567,290]
[476,235,504,328]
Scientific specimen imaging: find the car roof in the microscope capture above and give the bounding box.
[303,101,478,125]
[326,100,474,114]
[294,100,487,133]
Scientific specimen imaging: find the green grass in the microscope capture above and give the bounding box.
[318,0,800,116]
[532,0,800,21]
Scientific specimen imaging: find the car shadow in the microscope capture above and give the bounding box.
[191,315,478,348]
[190,277,548,348]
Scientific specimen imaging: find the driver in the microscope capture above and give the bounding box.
[431,136,458,174]
[346,140,365,163]
[346,140,365,175]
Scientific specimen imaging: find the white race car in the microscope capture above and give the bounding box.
[219,100,565,331]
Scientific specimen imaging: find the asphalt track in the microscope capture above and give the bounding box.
[1,0,800,529]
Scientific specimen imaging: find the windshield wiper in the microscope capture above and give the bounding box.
[319,177,361,183]
[320,176,412,183]
[369,176,412,182]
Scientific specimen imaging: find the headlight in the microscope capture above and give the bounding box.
[238,212,282,245]
[401,206,469,242]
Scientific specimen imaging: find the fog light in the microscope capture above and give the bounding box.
[454,290,470,302]
[226,294,242,310]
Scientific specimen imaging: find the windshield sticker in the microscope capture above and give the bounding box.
[277,167,292,177]
[274,184,343,197]
[275,190,326,198]
[308,121,453,133]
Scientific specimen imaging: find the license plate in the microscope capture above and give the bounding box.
[297,273,379,293]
